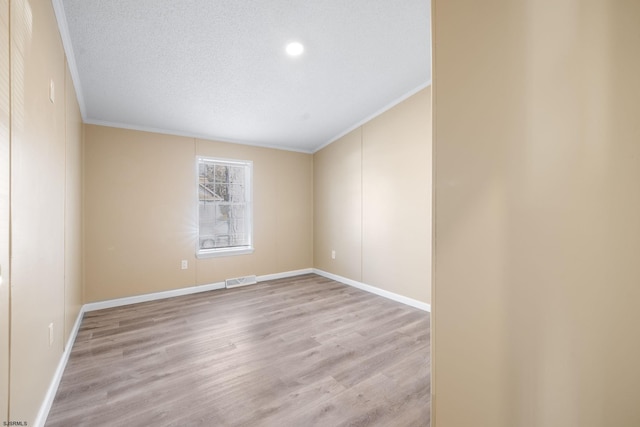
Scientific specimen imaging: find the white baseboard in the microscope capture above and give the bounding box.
[257,268,313,282]
[312,269,431,312]
[34,307,84,427]
[83,281,226,312]
[83,268,315,312]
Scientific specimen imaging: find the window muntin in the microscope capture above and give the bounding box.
[197,157,253,257]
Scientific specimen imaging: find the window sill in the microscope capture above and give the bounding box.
[196,247,254,259]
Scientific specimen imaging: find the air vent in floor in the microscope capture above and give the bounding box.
[225,275,257,289]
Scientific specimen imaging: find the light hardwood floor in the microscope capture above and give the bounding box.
[46,274,430,426]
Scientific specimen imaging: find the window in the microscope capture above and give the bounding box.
[197,157,253,258]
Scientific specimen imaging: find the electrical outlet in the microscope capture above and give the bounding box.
[48,323,54,347]
[331,250,336,260]
[49,79,55,103]
[181,260,188,270]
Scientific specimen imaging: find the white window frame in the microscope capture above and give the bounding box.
[196,156,253,258]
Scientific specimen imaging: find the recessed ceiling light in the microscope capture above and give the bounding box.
[286,42,304,56]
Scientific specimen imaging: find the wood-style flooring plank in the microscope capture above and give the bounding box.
[45,274,430,426]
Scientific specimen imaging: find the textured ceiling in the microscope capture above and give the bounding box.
[56,0,431,153]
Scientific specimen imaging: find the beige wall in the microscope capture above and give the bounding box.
[432,1,640,426]
[362,88,431,303]
[0,0,9,421]
[4,0,84,423]
[314,128,363,281]
[83,125,313,302]
[314,87,431,303]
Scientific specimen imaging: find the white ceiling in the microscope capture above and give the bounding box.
[55,0,431,153]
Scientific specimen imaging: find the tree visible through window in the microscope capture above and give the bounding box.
[197,157,253,257]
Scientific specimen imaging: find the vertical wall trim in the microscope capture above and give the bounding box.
[193,137,198,284]
[5,0,12,419]
[62,57,68,346]
[360,126,364,282]
[80,123,85,305]
[430,4,437,424]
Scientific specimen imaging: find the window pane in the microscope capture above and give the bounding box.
[197,158,252,254]
[228,183,245,202]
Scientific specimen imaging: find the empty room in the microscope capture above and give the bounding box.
[1,0,432,426]
[4,1,640,427]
